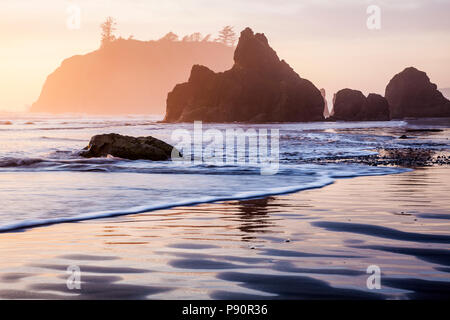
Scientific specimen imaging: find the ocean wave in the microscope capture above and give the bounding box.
[0,157,47,168]
[0,156,118,169]
[0,122,159,132]
[0,165,408,233]
[0,173,335,233]
[0,117,441,234]
[40,136,86,142]
[0,153,409,178]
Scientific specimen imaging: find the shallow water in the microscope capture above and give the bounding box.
[0,167,448,299]
[0,114,448,231]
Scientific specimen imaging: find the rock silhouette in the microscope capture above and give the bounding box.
[385,67,450,119]
[31,38,234,115]
[365,93,391,121]
[330,89,390,121]
[164,27,325,123]
[80,133,179,161]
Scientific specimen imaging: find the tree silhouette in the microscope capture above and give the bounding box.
[190,32,202,42]
[202,34,212,42]
[216,26,236,47]
[159,32,179,42]
[182,33,203,42]
[100,17,117,48]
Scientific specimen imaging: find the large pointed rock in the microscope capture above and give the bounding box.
[385,67,450,118]
[164,28,325,123]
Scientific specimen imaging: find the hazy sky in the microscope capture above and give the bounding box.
[1,0,449,112]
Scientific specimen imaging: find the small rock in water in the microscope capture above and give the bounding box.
[80,133,180,161]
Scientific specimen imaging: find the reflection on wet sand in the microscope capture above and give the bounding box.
[232,197,277,241]
[0,167,449,299]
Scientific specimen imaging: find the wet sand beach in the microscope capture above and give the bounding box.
[0,166,449,299]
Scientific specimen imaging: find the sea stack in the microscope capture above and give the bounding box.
[330,89,390,121]
[385,67,450,118]
[164,27,325,123]
[30,38,234,115]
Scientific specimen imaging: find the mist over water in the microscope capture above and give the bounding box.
[0,114,448,231]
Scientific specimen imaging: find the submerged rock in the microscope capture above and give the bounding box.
[385,67,450,118]
[80,133,179,161]
[330,89,390,121]
[164,27,325,123]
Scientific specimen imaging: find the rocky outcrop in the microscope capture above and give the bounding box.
[364,93,391,121]
[80,133,180,161]
[321,88,330,118]
[331,89,366,121]
[330,89,390,121]
[30,39,234,115]
[164,28,325,123]
[385,67,450,118]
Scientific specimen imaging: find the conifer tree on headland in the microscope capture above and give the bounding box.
[216,26,237,47]
[100,16,117,48]
[159,32,179,42]
[202,34,212,42]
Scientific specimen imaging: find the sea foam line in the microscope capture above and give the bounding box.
[0,173,335,233]
[0,166,409,233]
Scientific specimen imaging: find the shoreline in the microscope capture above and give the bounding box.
[0,166,448,299]
[0,163,408,234]
[3,146,449,234]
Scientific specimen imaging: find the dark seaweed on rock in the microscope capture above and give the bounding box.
[311,148,450,167]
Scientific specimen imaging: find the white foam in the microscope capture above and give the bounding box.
[0,173,335,233]
[0,165,409,233]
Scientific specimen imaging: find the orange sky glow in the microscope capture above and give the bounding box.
[1,0,449,113]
